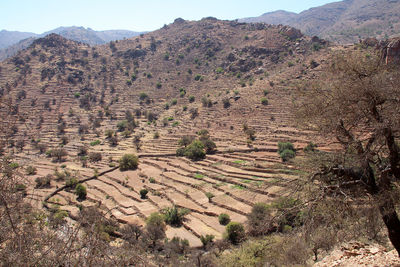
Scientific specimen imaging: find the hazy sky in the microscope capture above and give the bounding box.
[1,0,338,33]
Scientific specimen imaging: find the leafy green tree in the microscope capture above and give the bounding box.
[119,154,139,171]
[225,222,245,245]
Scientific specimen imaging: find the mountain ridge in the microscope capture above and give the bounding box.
[239,0,400,44]
[0,26,145,60]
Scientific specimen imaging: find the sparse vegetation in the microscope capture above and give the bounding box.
[277,142,296,162]
[218,213,230,225]
[119,154,139,171]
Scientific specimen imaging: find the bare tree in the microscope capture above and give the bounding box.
[296,50,400,255]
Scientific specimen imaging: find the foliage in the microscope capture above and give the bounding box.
[26,165,37,175]
[218,213,231,225]
[277,142,296,162]
[145,212,166,246]
[247,202,272,236]
[119,154,139,171]
[75,183,87,200]
[261,97,268,105]
[182,140,205,160]
[161,205,189,226]
[200,234,215,248]
[225,222,245,245]
[140,189,148,199]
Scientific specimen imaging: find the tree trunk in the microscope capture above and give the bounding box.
[378,197,400,256]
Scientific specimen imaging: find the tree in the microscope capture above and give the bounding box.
[296,50,400,255]
[119,154,139,171]
[225,222,245,245]
[75,183,87,200]
[247,203,272,236]
[145,212,166,248]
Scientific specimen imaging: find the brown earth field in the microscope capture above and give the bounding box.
[0,18,344,246]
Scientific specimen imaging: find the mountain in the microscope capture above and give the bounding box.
[0,30,38,49]
[0,19,330,245]
[240,0,400,44]
[0,26,144,60]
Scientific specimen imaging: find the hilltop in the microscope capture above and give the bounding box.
[240,0,400,44]
[0,26,144,60]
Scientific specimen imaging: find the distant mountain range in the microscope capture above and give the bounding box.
[240,0,400,44]
[0,26,144,60]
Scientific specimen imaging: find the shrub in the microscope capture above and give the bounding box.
[139,92,148,100]
[184,140,205,160]
[146,212,166,246]
[280,149,295,162]
[50,148,67,163]
[66,177,79,187]
[75,183,87,200]
[205,192,214,202]
[218,213,231,225]
[304,142,317,152]
[225,222,245,244]
[194,74,202,81]
[278,142,296,162]
[90,140,101,146]
[35,175,52,188]
[153,131,160,139]
[247,202,272,236]
[188,95,195,103]
[119,154,139,171]
[88,152,102,162]
[263,89,269,96]
[26,166,37,175]
[222,98,230,108]
[261,97,268,105]
[200,234,215,247]
[140,189,148,199]
[162,206,189,226]
[156,82,162,89]
[171,98,177,105]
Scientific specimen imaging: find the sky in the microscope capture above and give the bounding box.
[1,0,338,33]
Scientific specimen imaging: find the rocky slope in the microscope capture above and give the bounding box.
[240,0,400,44]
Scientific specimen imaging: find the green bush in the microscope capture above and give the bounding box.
[304,142,317,152]
[140,189,148,199]
[35,175,52,188]
[139,92,148,100]
[200,234,215,247]
[218,213,231,225]
[261,97,268,105]
[26,166,37,175]
[188,95,195,103]
[119,154,139,171]
[162,206,189,226]
[277,142,296,162]
[146,212,166,246]
[184,140,206,160]
[156,81,162,89]
[205,192,214,202]
[225,222,245,244]
[75,183,87,200]
[280,149,296,162]
[90,140,101,146]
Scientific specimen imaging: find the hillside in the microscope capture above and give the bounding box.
[0,18,334,248]
[0,26,143,60]
[240,0,400,44]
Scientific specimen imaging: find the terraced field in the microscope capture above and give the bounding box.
[0,19,337,247]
